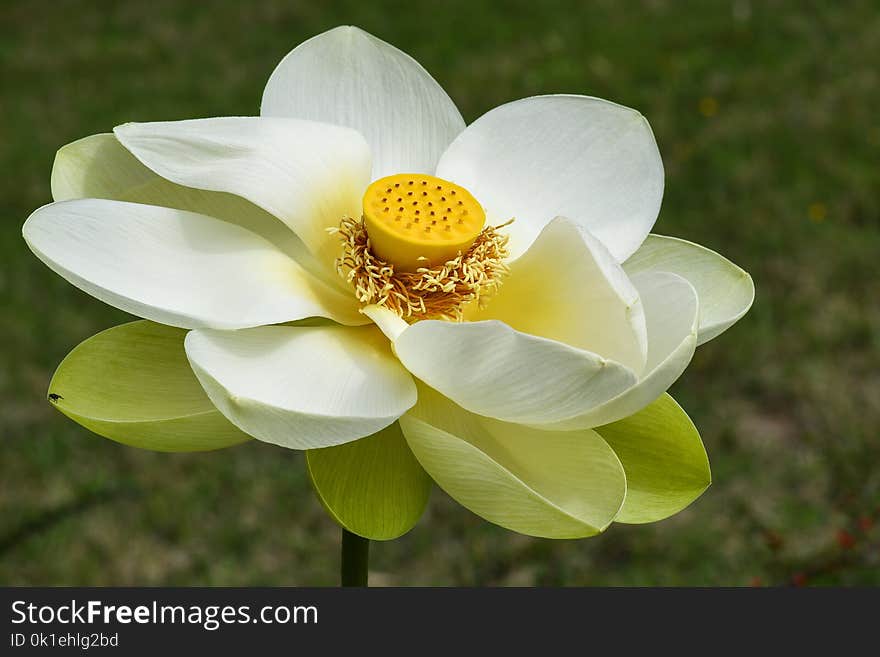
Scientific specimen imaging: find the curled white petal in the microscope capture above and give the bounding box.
[538,271,699,430]
[185,325,417,449]
[23,199,364,329]
[114,116,371,273]
[469,216,647,374]
[394,319,637,426]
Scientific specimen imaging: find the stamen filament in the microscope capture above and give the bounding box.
[332,216,512,321]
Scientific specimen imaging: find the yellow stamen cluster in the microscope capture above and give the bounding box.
[333,215,511,321]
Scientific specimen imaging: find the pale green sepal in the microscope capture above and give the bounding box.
[48,320,251,452]
[623,234,754,345]
[595,393,710,524]
[399,386,626,539]
[306,422,431,541]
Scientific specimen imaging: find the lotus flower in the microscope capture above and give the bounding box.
[24,26,754,541]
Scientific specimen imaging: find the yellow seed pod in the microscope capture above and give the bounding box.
[362,173,486,272]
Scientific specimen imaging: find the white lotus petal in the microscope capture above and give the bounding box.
[362,304,408,342]
[400,385,626,538]
[469,216,647,374]
[185,325,417,449]
[393,319,637,425]
[262,26,465,180]
[624,234,754,345]
[52,134,298,257]
[538,271,699,430]
[114,116,371,271]
[436,95,664,262]
[50,132,349,294]
[23,199,364,329]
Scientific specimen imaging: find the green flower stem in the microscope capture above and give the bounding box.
[340,528,370,587]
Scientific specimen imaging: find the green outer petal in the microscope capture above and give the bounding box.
[595,393,710,524]
[623,234,754,345]
[399,386,626,539]
[49,321,250,452]
[306,423,431,541]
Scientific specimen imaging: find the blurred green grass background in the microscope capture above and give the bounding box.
[2,0,878,586]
